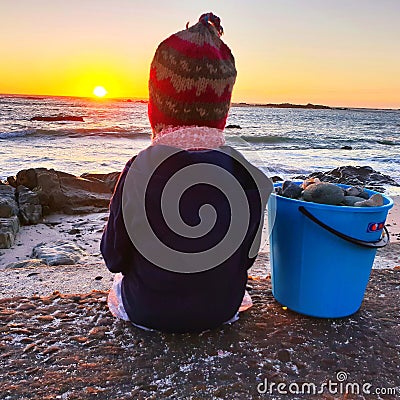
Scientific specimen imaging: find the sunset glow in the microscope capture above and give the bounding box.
[0,1,399,108]
[93,86,108,98]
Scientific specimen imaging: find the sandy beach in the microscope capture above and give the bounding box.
[1,254,400,399]
[0,196,399,298]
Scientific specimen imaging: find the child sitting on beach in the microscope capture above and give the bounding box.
[101,12,273,333]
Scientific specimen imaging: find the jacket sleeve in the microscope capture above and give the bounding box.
[100,157,136,274]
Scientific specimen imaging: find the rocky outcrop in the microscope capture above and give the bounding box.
[31,240,86,266]
[296,166,399,191]
[0,216,19,249]
[231,102,335,110]
[30,115,84,122]
[80,171,120,193]
[6,176,17,187]
[0,185,18,218]
[15,168,112,214]
[261,102,332,109]
[13,168,37,189]
[0,185,20,248]
[16,185,42,225]
[225,124,242,129]
[0,168,115,246]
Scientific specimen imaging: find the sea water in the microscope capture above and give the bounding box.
[0,95,399,194]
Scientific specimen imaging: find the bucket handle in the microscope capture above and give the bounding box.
[298,206,390,248]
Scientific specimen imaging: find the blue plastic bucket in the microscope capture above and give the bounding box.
[267,183,393,318]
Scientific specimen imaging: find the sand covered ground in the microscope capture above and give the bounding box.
[1,268,399,399]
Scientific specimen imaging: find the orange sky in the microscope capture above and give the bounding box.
[1,0,399,108]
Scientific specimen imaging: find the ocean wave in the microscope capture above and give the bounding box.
[0,129,37,138]
[376,139,399,146]
[237,135,297,144]
[342,136,399,147]
[0,127,150,139]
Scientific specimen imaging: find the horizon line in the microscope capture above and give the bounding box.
[0,92,399,111]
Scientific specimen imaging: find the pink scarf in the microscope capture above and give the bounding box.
[151,126,225,150]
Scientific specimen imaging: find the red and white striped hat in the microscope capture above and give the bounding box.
[148,13,237,137]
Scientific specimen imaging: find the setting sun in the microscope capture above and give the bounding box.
[93,86,108,97]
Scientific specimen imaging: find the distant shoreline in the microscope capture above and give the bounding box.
[231,102,339,110]
[231,102,400,112]
[1,93,399,111]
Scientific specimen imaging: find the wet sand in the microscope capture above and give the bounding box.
[1,270,399,399]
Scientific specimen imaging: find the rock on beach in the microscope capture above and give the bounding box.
[16,185,42,225]
[14,168,114,214]
[224,124,242,129]
[0,167,118,247]
[0,216,20,249]
[5,259,46,269]
[30,115,85,122]
[80,172,120,193]
[0,185,18,218]
[300,165,399,190]
[31,240,86,266]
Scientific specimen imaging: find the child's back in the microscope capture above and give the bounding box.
[101,13,273,333]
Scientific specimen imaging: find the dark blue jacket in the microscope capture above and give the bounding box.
[101,145,272,333]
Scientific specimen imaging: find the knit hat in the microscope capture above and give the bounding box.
[148,12,237,137]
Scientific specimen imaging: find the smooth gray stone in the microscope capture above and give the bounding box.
[359,191,370,200]
[342,196,366,206]
[302,183,345,205]
[281,181,302,199]
[345,186,370,200]
[354,193,384,207]
[31,240,86,266]
[345,186,363,197]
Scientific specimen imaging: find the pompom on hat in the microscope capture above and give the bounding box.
[148,12,237,137]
